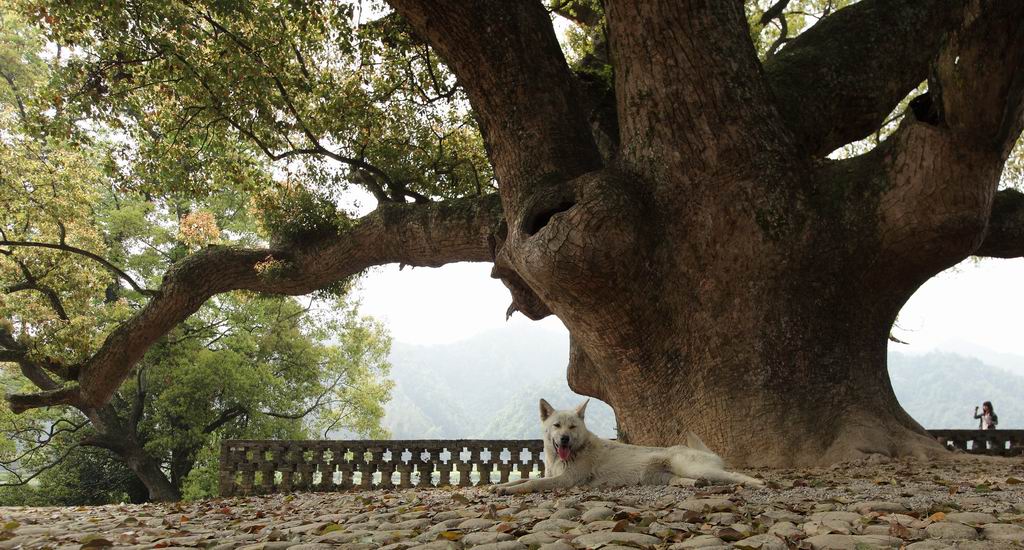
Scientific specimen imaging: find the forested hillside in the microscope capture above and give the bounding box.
[383,331,1024,437]
[383,325,615,439]
[890,351,1024,429]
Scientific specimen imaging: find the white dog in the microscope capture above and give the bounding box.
[494,399,763,494]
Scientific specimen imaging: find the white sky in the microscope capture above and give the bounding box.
[353,262,568,345]
[354,257,1024,357]
[890,258,1024,356]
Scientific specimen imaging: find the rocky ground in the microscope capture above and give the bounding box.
[2,456,1023,550]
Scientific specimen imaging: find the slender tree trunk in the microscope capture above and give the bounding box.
[169,448,195,492]
[84,406,182,502]
[123,448,181,502]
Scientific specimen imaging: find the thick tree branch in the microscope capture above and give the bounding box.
[17,362,60,392]
[387,0,601,212]
[864,2,1024,281]
[764,0,969,157]
[78,433,121,452]
[605,1,792,185]
[764,13,790,59]
[975,188,1024,258]
[932,2,1024,158]
[7,195,503,414]
[7,385,85,411]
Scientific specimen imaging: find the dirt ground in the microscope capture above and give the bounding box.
[2,455,1023,549]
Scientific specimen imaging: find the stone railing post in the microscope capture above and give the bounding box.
[477,445,494,486]
[437,447,453,486]
[416,446,433,488]
[218,440,236,497]
[456,445,474,487]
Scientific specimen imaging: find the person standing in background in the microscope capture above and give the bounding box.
[974,401,999,430]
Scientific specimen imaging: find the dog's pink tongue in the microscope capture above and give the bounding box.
[557,446,571,461]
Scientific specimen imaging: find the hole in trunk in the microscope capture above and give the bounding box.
[909,92,941,126]
[523,201,576,236]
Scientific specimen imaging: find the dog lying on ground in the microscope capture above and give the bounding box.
[493,399,764,494]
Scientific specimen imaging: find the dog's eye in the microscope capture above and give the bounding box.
[570,425,576,429]
[553,423,561,428]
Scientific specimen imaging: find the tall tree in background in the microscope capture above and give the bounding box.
[0,11,392,502]
[2,295,392,503]
[3,0,1023,466]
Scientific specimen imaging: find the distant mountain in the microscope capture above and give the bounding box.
[383,324,616,440]
[478,379,616,439]
[924,339,1024,378]
[382,330,1024,440]
[889,351,1024,429]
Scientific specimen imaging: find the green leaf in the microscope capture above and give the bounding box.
[319,523,344,534]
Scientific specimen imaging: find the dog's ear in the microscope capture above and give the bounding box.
[575,399,590,420]
[540,399,555,421]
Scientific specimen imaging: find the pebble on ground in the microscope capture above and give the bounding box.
[2,455,1023,550]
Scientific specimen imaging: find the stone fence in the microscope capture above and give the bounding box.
[931,429,1024,456]
[219,439,545,497]
[219,431,1024,496]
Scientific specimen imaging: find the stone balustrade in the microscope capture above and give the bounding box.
[219,431,1024,496]
[219,439,545,497]
[931,429,1024,456]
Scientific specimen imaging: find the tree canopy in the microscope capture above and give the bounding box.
[1,8,392,502]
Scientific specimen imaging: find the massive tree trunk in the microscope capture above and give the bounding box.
[8,0,1024,467]
[389,0,1024,466]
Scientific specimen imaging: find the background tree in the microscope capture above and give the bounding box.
[1,295,392,504]
[3,0,1023,467]
[0,9,392,502]
[0,441,149,506]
